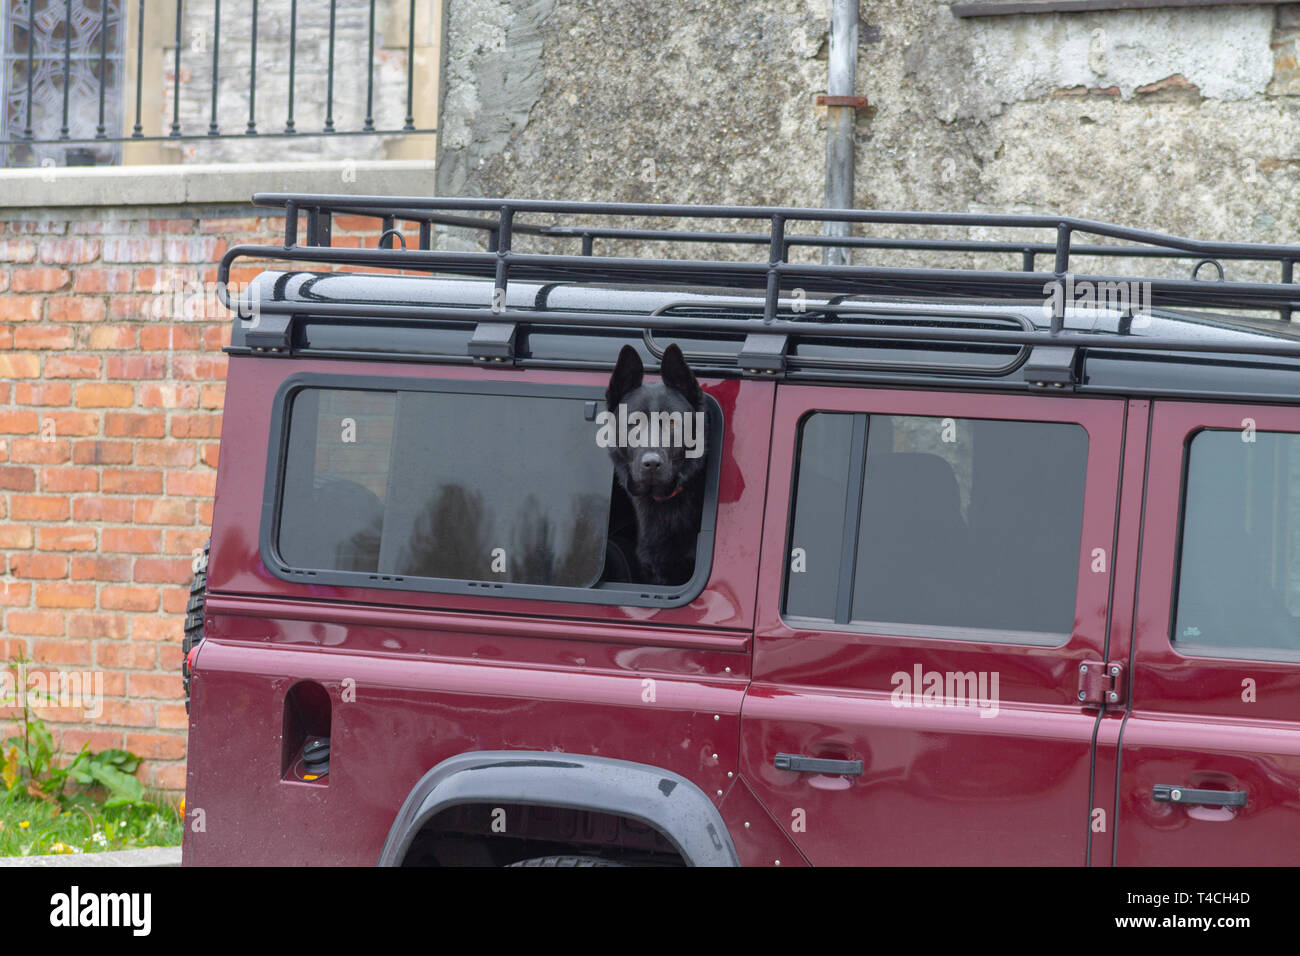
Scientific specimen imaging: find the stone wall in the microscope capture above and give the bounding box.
[437,0,1300,277]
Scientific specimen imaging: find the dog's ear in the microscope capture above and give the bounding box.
[607,344,644,407]
[660,343,702,407]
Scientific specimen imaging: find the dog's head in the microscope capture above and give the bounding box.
[605,343,706,501]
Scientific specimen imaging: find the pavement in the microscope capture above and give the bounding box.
[0,847,180,867]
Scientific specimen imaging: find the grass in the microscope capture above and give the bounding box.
[0,784,183,857]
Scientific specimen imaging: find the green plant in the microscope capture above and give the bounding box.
[1,654,146,809]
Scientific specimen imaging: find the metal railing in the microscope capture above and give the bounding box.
[1,0,434,164]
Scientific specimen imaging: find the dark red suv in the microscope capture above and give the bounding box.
[182,196,1300,866]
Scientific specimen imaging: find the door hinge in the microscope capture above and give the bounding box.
[1076,660,1125,707]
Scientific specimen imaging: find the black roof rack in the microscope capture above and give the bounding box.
[217,194,1300,386]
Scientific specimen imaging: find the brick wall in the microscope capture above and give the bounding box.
[0,204,435,791]
[0,206,411,792]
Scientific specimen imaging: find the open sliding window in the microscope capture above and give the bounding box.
[263,375,722,607]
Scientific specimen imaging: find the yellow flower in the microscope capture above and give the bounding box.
[178,796,185,818]
[18,820,30,829]
[49,841,72,854]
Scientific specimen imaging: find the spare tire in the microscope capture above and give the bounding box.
[182,540,209,714]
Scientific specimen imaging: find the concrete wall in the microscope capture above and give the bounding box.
[436,0,1300,279]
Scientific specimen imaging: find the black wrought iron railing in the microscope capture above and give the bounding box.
[1,0,434,166]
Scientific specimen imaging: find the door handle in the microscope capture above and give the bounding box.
[774,753,863,776]
[1153,784,1247,808]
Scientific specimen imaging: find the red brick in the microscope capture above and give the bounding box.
[131,615,182,642]
[10,495,68,520]
[75,383,135,407]
[68,612,129,639]
[96,643,158,670]
[72,497,133,522]
[14,382,72,406]
[164,528,209,555]
[14,325,74,349]
[157,703,189,729]
[101,528,162,553]
[134,557,192,584]
[47,297,106,323]
[161,588,191,614]
[2,296,44,322]
[0,526,34,548]
[128,673,182,699]
[38,467,99,492]
[83,326,138,350]
[11,266,70,292]
[0,582,33,606]
[200,383,226,409]
[34,582,94,608]
[9,439,71,464]
[40,411,99,437]
[170,414,222,438]
[171,355,227,381]
[44,354,100,378]
[202,325,233,352]
[4,611,64,636]
[199,443,220,468]
[37,526,96,551]
[200,216,259,234]
[149,763,188,790]
[73,267,134,294]
[9,554,67,579]
[0,410,39,433]
[0,354,41,378]
[140,384,200,409]
[72,440,133,465]
[134,497,191,525]
[0,465,36,490]
[101,469,163,494]
[99,700,157,726]
[0,238,37,262]
[125,730,187,759]
[39,238,100,264]
[101,237,162,262]
[106,354,167,379]
[165,471,216,497]
[71,555,131,580]
[140,325,201,350]
[164,237,225,263]
[145,218,198,235]
[0,326,12,350]
[105,412,165,438]
[101,586,160,611]
[136,442,195,467]
[31,639,91,666]
[59,729,124,754]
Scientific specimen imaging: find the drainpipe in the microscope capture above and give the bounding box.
[823,0,860,266]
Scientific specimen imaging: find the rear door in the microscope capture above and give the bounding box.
[1116,402,1300,865]
[739,384,1128,865]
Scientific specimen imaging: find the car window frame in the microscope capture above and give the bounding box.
[259,372,725,608]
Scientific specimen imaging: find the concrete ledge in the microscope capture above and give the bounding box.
[0,159,437,208]
[0,846,181,867]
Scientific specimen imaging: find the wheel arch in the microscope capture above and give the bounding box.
[378,751,739,867]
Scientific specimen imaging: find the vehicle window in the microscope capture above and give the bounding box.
[1174,429,1300,656]
[785,412,1089,642]
[277,387,611,588]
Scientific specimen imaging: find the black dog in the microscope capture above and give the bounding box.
[605,344,707,586]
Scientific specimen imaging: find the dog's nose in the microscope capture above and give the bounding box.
[640,452,663,472]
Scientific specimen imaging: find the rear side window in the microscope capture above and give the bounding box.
[276,385,612,588]
[784,412,1089,643]
[1174,429,1300,656]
